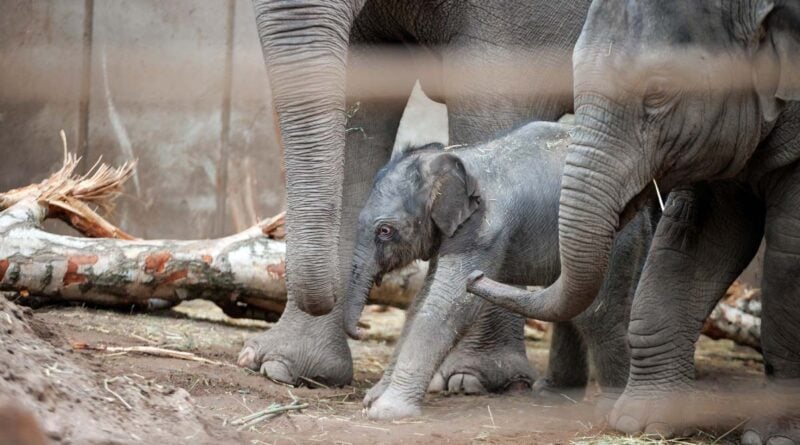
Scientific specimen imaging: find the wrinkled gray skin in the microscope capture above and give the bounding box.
[468,1,800,442]
[238,0,590,390]
[344,122,659,419]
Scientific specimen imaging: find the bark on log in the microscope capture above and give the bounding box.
[0,199,287,320]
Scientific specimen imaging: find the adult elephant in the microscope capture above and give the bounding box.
[469,0,800,442]
[237,0,590,388]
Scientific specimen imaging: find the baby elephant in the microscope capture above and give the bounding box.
[345,121,658,420]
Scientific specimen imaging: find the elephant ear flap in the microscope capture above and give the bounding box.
[753,0,800,121]
[428,153,481,238]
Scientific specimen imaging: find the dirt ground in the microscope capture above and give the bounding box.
[1,298,767,445]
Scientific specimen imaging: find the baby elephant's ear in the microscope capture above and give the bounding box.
[428,153,481,237]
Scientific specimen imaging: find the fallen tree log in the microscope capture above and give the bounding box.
[0,144,423,321]
[0,196,425,321]
[703,282,761,351]
[0,199,289,320]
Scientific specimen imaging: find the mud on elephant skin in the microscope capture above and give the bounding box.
[240,0,590,389]
[469,0,800,442]
[345,121,659,420]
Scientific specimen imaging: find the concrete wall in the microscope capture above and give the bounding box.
[0,0,284,239]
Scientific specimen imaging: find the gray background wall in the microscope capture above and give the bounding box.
[0,0,764,286]
[0,0,284,239]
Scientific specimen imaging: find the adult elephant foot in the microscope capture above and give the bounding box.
[237,306,353,387]
[427,340,535,395]
[608,388,693,438]
[742,417,800,445]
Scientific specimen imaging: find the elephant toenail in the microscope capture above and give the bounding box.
[260,361,294,384]
[428,373,446,393]
[644,422,674,438]
[447,374,465,393]
[615,415,642,434]
[237,347,255,368]
[741,430,764,445]
[766,437,796,445]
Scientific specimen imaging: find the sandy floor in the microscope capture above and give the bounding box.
[3,299,766,444]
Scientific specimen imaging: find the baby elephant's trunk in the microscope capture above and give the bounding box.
[344,244,378,340]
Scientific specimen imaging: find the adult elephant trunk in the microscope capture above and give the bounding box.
[469,111,652,321]
[253,0,364,315]
[343,243,378,339]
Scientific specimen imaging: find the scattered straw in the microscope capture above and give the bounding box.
[486,405,498,429]
[710,418,749,445]
[230,400,308,429]
[104,377,132,410]
[72,342,236,368]
[299,376,331,389]
[653,178,665,211]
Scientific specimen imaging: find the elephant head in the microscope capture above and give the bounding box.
[469,0,800,320]
[253,0,366,315]
[344,147,480,338]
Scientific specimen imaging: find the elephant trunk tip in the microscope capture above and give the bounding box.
[344,310,364,340]
[466,270,485,286]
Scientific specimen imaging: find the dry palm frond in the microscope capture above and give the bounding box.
[0,130,137,239]
[38,130,137,214]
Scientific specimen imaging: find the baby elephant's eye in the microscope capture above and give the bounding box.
[377,224,396,240]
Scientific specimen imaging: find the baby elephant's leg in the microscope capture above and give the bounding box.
[534,321,589,403]
[364,277,430,406]
[365,259,486,420]
[583,319,630,416]
[433,302,536,395]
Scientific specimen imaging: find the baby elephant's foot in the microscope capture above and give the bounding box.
[364,378,390,407]
[742,416,800,445]
[365,387,421,421]
[433,346,535,395]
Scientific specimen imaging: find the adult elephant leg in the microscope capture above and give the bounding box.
[742,164,800,445]
[609,183,764,437]
[238,43,414,386]
[432,302,536,395]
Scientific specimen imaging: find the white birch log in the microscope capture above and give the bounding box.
[0,199,428,321]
